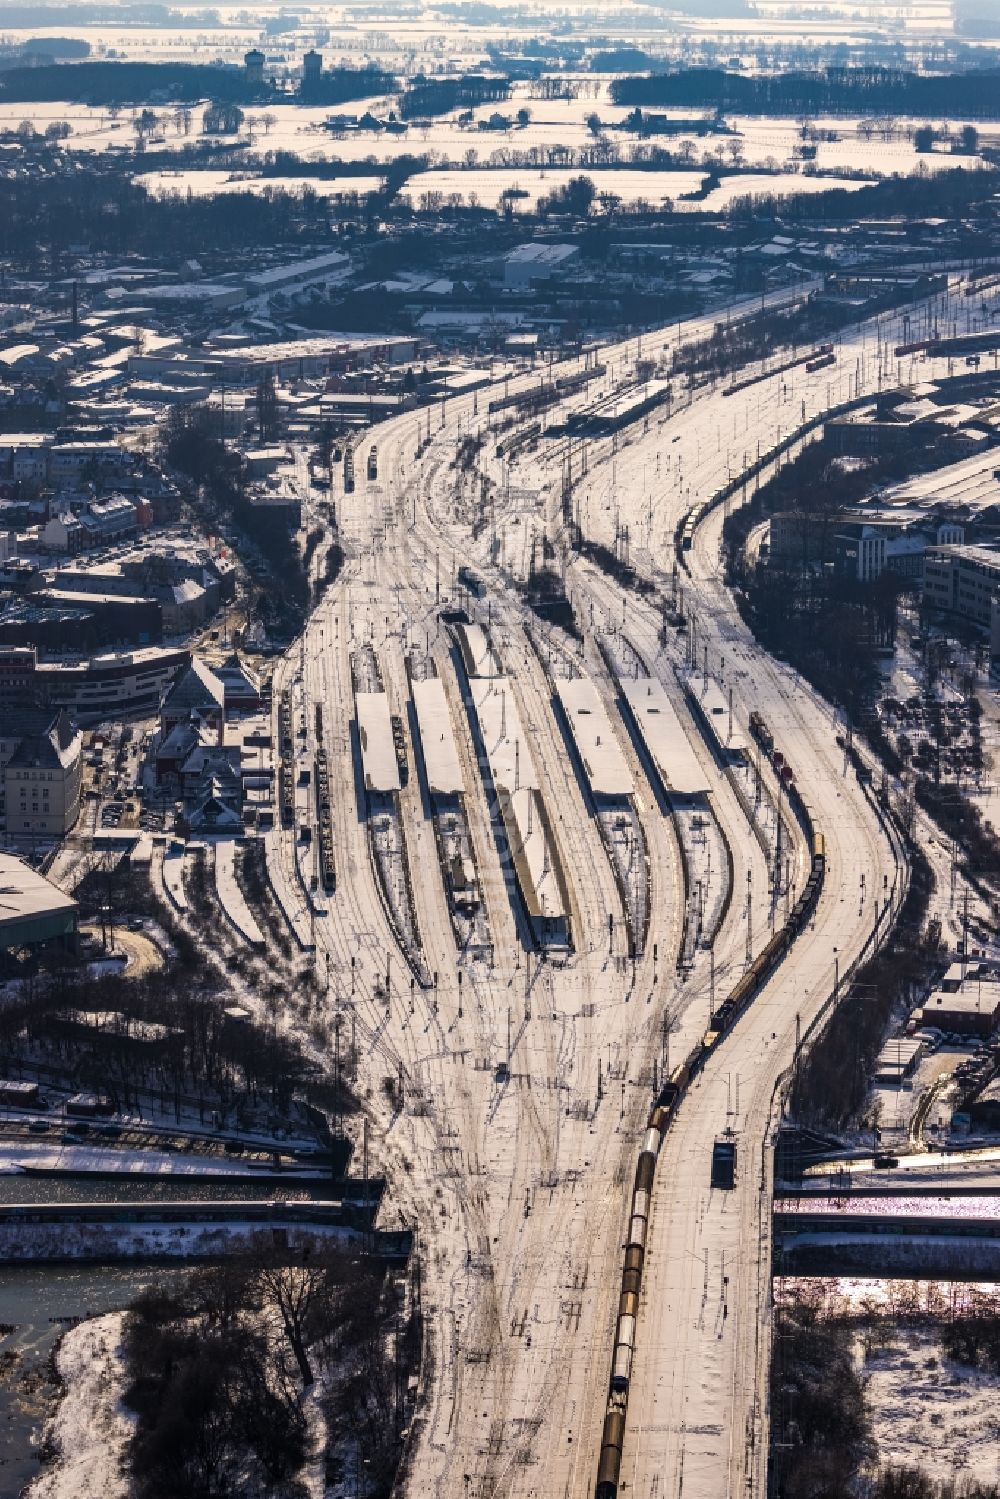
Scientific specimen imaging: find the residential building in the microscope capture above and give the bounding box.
[159,657,226,741]
[0,434,48,485]
[0,705,82,838]
[42,512,86,552]
[51,550,219,633]
[48,440,124,485]
[81,496,138,545]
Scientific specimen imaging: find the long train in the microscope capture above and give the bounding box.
[595,715,824,1499]
[721,344,833,397]
[673,392,872,563]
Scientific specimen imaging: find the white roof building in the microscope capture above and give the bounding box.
[621,677,709,797]
[505,242,579,290]
[411,677,464,798]
[355,691,401,793]
[555,677,633,799]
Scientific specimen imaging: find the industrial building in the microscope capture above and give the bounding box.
[130,332,421,387]
[504,243,580,291]
[922,977,1000,1037]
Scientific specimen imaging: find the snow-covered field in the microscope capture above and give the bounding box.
[778,1280,1000,1489]
[2,83,993,205]
[865,1325,1000,1487]
[400,164,702,209]
[136,167,384,199]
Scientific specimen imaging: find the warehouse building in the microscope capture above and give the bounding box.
[922,978,1000,1038]
[504,243,579,291]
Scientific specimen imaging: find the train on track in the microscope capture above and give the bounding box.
[595,718,825,1499]
[315,745,336,892]
[278,689,295,827]
[722,344,834,397]
[805,348,836,373]
[673,387,865,567]
[488,366,606,421]
[307,707,335,891]
[495,421,541,460]
[487,384,560,419]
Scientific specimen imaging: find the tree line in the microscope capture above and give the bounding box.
[612,66,1000,119]
[0,59,394,105]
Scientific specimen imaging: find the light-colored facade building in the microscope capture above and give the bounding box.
[0,708,82,838]
[924,544,1000,630]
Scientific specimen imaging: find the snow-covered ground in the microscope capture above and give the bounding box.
[136,167,385,199]
[213,837,265,947]
[0,1140,325,1176]
[864,1325,1000,1487]
[26,1312,131,1499]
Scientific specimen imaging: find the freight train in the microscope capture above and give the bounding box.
[595,718,825,1499]
[315,745,335,892]
[805,349,836,373]
[673,391,871,571]
[278,689,294,827]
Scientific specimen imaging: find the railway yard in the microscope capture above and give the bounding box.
[258,272,1000,1499]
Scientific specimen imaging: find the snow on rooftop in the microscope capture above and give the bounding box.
[355,691,401,794]
[465,674,563,923]
[411,676,465,797]
[455,622,501,680]
[555,677,633,798]
[0,852,77,930]
[621,677,710,797]
[881,445,1000,514]
[246,249,349,287]
[688,675,748,756]
[470,677,539,795]
[499,785,565,922]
